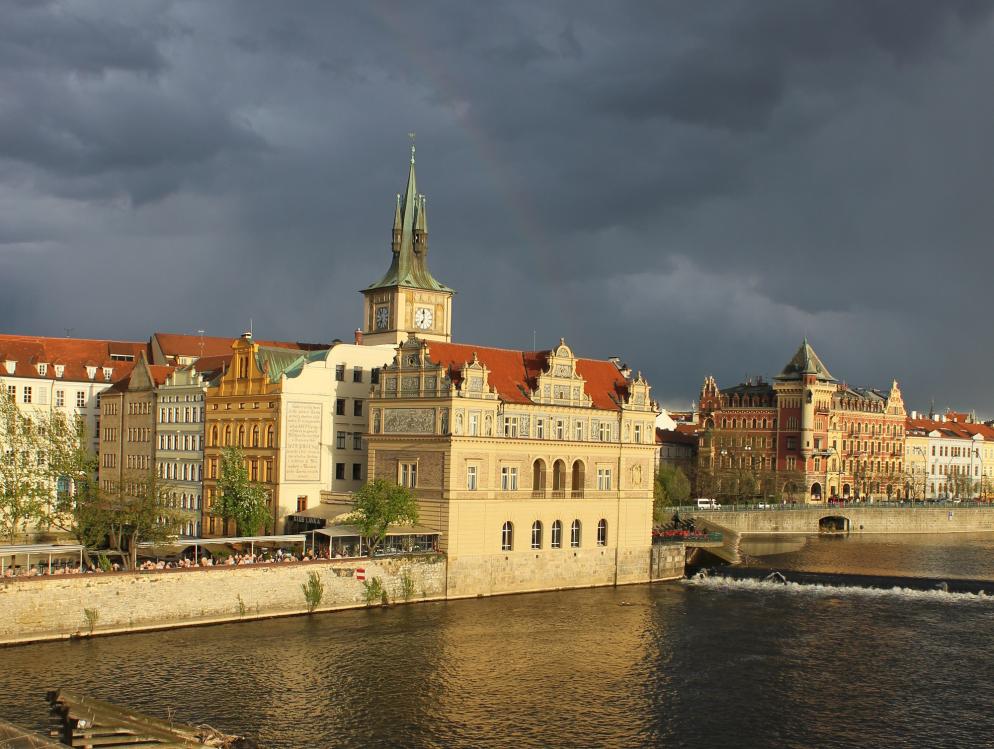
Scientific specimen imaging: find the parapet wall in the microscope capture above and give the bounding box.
[692,507,994,535]
[0,557,446,646]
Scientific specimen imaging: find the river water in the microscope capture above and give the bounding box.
[3,534,994,748]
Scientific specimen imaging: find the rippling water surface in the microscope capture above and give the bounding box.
[3,534,994,748]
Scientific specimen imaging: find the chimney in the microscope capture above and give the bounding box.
[354,328,364,345]
[911,410,917,419]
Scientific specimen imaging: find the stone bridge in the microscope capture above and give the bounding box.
[684,505,994,535]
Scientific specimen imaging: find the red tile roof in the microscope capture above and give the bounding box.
[0,334,147,383]
[656,427,698,446]
[151,333,326,363]
[424,341,631,411]
[906,416,994,441]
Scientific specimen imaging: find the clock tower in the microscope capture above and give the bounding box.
[360,145,455,346]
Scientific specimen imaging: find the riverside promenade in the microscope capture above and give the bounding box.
[683,501,994,535]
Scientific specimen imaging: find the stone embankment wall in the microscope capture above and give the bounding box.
[0,557,445,646]
[692,507,994,535]
[649,544,685,581]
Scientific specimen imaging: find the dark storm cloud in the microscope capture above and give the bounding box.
[2,0,994,415]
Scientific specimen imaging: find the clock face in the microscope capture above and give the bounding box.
[414,307,434,330]
[375,307,389,330]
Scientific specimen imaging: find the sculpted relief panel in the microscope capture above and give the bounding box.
[284,401,323,482]
[384,407,436,434]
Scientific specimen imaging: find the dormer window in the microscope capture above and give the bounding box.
[4,360,15,375]
[86,366,97,380]
[37,363,48,376]
[54,364,65,378]
[102,367,113,381]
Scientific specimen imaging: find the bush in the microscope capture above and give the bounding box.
[301,571,324,614]
[363,577,385,606]
[400,571,415,602]
[82,608,99,635]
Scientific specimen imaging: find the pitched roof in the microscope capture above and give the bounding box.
[0,334,147,383]
[424,341,632,411]
[151,333,325,364]
[907,416,994,441]
[656,427,698,446]
[776,338,836,382]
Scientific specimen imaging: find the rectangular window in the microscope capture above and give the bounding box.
[634,424,642,443]
[466,465,478,490]
[22,386,31,404]
[353,432,363,450]
[335,365,345,382]
[353,367,363,383]
[76,391,86,409]
[352,463,362,481]
[336,431,346,450]
[503,416,518,438]
[599,423,611,442]
[400,462,417,488]
[353,399,363,417]
[501,466,519,491]
[336,398,345,416]
[335,463,345,480]
[6,385,15,399]
[575,421,583,441]
[536,419,545,439]
[597,468,612,491]
[786,437,797,450]
[371,368,381,384]
[555,420,564,440]
[469,413,479,436]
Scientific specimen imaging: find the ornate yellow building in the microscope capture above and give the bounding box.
[363,150,659,596]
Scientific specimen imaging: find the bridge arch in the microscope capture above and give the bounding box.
[819,515,850,534]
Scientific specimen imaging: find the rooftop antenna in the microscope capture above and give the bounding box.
[533,330,537,351]
[250,318,254,337]
[197,329,205,361]
[64,328,74,338]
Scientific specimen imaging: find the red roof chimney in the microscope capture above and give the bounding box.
[354,328,363,345]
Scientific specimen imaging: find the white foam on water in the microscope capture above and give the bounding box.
[683,571,994,603]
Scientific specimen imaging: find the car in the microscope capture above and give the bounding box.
[694,498,721,510]
[756,502,772,509]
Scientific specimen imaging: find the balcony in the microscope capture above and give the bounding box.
[531,489,547,499]
[570,489,585,499]
[550,489,567,499]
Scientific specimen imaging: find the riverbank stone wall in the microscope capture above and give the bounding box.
[0,557,445,646]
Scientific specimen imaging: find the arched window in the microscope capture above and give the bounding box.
[267,425,275,447]
[531,520,543,549]
[532,459,547,495]
[252,426,260,447]
[597,519,607,546]
[571,460,585,497]
[551,520,562,549]
[552,459,567,493]
[224,426,231,446]
[570,519,581,548]
[238,425,246,447]
[210,425,218,446]
[501,521,513,552]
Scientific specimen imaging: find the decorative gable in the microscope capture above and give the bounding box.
[532,339,592,408]
[623,371,655,412]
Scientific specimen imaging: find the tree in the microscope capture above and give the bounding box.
[88,471,182,570]
[349,479,419,557]
[43,409,100,546]
[214,446,271,536]
[0,392,53,541]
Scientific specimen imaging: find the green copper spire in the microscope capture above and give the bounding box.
[368,144,452,292]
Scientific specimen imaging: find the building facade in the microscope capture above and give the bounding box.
[98,354,175,502]
[361,149,659,596]
[154,360,228,537]
[905,412,994,499]
[697,340,907,502]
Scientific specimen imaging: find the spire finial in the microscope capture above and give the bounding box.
[408,131,416,164]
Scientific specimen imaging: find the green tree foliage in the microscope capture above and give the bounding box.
[301,571,324,613]
[0,392,76,542]
[86,471,182,569]
[43,410,101,548]
[653,466,691,518]
[213,446,271,536]
[349,479,419,557]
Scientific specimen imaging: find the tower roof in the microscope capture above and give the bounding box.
[775,338,836,382]
[367,145,453,293]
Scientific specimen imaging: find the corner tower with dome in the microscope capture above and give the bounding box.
[697,339,907,503]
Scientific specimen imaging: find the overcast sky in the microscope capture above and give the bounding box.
[2,1,994,414]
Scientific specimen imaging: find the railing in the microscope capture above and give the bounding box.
[652,530,723,544]
[570,489,585,499]
[531,489,547,499]
[550,489,566,499]
[673,499,994,512]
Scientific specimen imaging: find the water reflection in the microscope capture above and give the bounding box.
[3,536,994,748]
